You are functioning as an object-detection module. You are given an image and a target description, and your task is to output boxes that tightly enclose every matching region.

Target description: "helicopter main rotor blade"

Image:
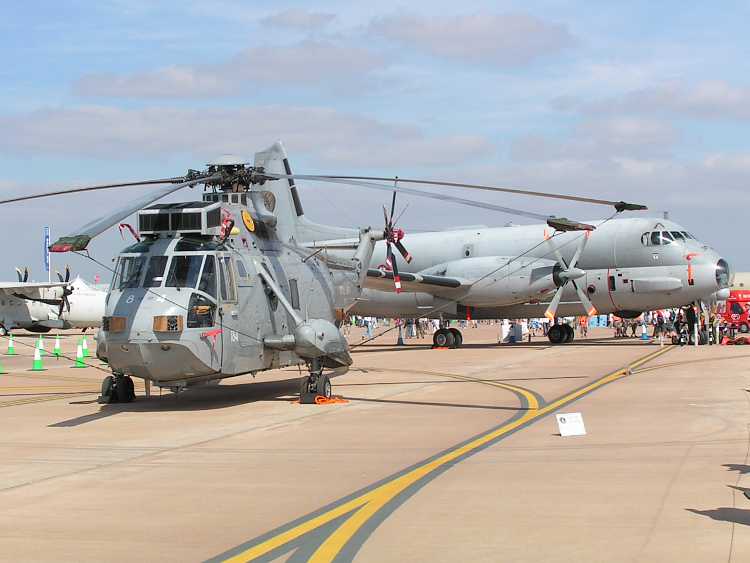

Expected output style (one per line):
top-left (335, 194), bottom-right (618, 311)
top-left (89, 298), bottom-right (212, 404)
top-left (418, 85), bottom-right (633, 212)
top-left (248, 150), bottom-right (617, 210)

top-left (271, 174), bottom-right (554, 222)
top-left (50, 174), bottom-right (219, 252)
top-left (265, 173), bottom-right (648, 212)
top-left (0, 177), bottom-right (185, 206)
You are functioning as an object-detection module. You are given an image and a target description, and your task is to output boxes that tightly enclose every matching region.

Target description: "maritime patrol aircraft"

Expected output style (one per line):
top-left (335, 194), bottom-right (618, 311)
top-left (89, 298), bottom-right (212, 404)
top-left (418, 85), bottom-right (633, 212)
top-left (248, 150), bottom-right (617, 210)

top-left (0, 267), bottom-right (106, 335)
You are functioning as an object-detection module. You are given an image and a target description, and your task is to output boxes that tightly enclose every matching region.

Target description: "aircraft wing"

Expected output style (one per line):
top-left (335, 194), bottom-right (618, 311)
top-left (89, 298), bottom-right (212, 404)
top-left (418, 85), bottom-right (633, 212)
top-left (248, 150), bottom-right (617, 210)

top-left (0, 282), bottom-right (68, 299)
top-left (365, 269), bottom-right (470, 297)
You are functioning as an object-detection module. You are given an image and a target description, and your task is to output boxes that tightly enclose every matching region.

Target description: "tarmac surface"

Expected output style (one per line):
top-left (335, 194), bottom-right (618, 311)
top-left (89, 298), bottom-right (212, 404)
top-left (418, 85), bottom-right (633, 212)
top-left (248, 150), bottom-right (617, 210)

top-left (1, 325), bottom-right (749, 562)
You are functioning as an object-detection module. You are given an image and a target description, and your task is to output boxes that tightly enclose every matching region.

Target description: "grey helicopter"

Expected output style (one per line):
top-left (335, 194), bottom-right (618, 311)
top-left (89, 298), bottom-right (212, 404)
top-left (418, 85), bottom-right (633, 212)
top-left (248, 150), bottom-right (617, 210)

top-left (0, 141), bottom-right (646, 404)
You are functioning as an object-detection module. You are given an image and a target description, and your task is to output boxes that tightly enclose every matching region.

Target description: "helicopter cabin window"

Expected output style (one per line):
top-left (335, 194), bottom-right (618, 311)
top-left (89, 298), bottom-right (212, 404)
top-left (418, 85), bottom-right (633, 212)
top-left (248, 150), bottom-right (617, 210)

top-left (241, 194), bottom-right (247, 206)
top-left (187, 293), bottom-right (216, 328)
top-left (235, 259), bottom-right (248, 278)
top-left (218, 256), bottom-right (237, 302)
top-left (198, 255), bottom-right (217, 299)
top-left (289, 279), bottom-right (300, 309)
top-left (207, 208), bottom-right (221, 228)
top-left (231, 194), bottom-right (239, 204)
top-left (221, 194), bottom-right (229, 203)
top-left (115, 256), bottom-right (146, 289)
top-left (166, 255), bottom-right (203, 288)
top-left (143, 256), bottom-right (168, 287)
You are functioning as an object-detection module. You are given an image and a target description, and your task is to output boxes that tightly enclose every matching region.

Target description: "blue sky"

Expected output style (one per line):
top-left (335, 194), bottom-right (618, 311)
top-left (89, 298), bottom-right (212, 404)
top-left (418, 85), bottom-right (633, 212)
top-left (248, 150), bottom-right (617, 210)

top-left (1, 1), bottom-right (749, 279)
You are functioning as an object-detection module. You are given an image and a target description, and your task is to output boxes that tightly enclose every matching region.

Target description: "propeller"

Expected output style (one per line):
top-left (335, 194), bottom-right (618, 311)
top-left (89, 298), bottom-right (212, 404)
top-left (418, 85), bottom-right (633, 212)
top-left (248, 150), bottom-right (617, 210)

top-left (56, 265), bottom-right (71, 283)
top-left (543, 230), bottom-right (598, 321)
top-left (15, 267), bottom-right (29, 283)
top-left (382, 190), bottom-right (412, 293)
top-left (55, 265), bottom-right (73, 317)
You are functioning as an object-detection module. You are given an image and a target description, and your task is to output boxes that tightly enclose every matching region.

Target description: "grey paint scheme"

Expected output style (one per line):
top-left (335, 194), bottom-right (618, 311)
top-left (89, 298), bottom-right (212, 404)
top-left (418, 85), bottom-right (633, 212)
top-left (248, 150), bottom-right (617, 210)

top-left (98, 142), bottom-right (377, 388)
top-left (305, 216), bottom-right (728, 319)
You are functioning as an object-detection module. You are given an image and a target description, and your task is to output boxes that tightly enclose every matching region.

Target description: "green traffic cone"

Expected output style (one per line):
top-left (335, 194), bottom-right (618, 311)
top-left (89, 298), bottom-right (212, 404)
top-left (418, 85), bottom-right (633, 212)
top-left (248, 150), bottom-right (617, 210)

top-left (37, 335), bottom-right (46, 356)
top-left (6, 334), bottom-right (16, 356)
top-left (30, 347), bottom-right (45, 371)
top-left (72, 344), bottom-right (86, 368)
top-left (82, 336), bottom-right (90, 358)
top-left (53, 335), bottom-right (61, 358)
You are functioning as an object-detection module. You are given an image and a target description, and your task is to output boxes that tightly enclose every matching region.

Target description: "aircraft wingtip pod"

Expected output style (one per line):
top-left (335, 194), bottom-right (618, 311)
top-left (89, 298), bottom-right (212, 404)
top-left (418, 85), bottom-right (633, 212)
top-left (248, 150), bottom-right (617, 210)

top-left (50, 235), bottom-right (91, 253)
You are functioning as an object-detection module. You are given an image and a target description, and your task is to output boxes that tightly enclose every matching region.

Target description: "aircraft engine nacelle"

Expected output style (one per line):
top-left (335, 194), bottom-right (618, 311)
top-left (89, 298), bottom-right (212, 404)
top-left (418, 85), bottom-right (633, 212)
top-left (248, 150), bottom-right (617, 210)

top-left (426, 256), bottom-right (560, 308)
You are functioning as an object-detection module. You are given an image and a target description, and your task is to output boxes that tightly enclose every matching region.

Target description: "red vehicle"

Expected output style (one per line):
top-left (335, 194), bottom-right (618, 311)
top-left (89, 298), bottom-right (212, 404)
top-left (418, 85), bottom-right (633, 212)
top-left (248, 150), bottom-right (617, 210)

top-left (721, 290), bottom-right (750, 333)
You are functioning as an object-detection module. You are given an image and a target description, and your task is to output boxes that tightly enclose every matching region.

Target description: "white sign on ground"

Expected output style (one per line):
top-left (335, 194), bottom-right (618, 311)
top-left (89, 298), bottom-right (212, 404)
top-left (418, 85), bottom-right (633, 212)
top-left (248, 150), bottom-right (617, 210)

top-left (556, 412), bottom-right (587, 437)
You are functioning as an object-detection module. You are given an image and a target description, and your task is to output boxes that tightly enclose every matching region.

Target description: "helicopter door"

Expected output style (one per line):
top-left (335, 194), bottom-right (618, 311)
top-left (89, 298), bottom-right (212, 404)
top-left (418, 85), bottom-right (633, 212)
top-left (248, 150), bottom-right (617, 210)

top-left (188, 255), bottom-right (222, 371)
top-left (217, 254), bottom-right (239, 370)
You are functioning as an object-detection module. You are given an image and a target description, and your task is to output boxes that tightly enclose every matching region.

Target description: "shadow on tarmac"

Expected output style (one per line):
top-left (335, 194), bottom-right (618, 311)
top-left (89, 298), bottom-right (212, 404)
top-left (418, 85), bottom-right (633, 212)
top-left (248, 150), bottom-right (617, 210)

top-left (723, 463), bottom-right (750, 474)
top-left (340, 395), bottom-right (530, 411)
top-left (49, 376), bottom-right (307, 426)
top-left (686, 507), bottom-right (750, 526)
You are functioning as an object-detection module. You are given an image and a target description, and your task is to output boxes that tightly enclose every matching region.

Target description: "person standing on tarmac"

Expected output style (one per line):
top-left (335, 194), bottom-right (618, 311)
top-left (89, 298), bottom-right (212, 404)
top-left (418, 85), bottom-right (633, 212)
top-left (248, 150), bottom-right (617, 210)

top-left (685, 306), bottom-right (697, 343)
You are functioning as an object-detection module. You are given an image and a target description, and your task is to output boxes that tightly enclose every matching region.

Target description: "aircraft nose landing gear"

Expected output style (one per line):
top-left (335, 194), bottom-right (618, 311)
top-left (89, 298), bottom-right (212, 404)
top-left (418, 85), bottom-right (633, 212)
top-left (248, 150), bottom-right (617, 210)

top-left (299, 359), bottom-right (332, 404)
top-left (98, 373), bottom-right (136, 404)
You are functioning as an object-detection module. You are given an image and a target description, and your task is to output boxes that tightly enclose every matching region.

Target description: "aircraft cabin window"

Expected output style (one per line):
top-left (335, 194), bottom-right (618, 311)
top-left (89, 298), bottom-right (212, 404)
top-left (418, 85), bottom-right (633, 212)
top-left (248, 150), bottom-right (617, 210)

top-left (116, 256), bottom-right (146, 289)
top-left (166, 255), bottom-right (204, 288)
top-left (650, 232), bottom-right (662, 246)
top-left (661, 231), bottom-right (674, 244)
top-left (289, 279), bottom-right (300, 309)
top-left (236, 259), bottom-right (248, 278)
top-left (198, 255), bottom-right (217, 299)
top-left (221, 257), bottom-right (237, 302)
top-left (143, 256), bottom-right (168, 287)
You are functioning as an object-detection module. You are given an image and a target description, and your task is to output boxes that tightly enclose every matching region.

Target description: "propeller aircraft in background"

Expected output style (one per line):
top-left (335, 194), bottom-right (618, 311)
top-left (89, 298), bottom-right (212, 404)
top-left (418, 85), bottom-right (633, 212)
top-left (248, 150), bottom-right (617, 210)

top-left (0, 266), bottom-right (106, 335)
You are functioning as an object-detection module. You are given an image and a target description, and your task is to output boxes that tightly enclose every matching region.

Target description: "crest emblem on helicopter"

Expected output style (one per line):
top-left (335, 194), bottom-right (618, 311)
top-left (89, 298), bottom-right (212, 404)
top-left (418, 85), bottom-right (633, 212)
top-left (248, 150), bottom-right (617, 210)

top-left (241, 209), bottom-right (255, 232)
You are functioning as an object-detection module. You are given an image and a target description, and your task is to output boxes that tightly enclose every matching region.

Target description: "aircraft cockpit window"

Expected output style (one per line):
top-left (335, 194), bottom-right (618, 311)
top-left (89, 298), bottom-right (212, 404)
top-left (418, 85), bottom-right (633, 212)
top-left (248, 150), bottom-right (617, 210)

top-left (650, 232), bottom-right (662, 246)
top-left (115, 256), bottom-right (146, 289)
top-left (682, 231), bottom-right (695, 239)
top-left (661, 231), bottom-right (674, 244)
top-left (670, 231), bottom-right (685, 242)
top-left (143, 256), bottom-right (168, 287)
top-left (122, 241), bottom-right (153, 253)
top-left (175, 239), bottom-right (223, 252)
top-left (198, 256), bottom-right (217, 299)
top-left (641, 233), bottom-right (650, 246)
top-left (166, 255), bottom-right (204, 288)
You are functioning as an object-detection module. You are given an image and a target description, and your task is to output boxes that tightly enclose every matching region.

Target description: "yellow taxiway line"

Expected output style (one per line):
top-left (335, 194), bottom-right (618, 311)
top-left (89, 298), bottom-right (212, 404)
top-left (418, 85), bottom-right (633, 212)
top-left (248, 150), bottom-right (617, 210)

top-left (217, 345), bottom-right (672, 562)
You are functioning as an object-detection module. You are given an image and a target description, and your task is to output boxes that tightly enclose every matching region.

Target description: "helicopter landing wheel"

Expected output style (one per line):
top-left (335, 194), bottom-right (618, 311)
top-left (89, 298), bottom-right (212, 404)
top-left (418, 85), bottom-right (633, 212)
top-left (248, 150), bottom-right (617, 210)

top-left (116, 375), bottom-right (136, 403)
top-left (98, 374), bottom-right (135, 404)
top-left (299, 369), bottom-right (332, 404)
top-left (98, 375), bottom-right (116, 404)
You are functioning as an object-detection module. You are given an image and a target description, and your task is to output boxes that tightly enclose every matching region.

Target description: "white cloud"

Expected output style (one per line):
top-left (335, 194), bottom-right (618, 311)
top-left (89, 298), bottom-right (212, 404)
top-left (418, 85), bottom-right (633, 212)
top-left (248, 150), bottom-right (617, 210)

top-left (369, 13), bottom-right (575, 66)
top-left (74, 40), bottom-right (385, 98)
top-left (260, 9), bottom-right (336, 29)
top-left (568, 80), bottom-right (750, 121)
top-left (0, 104), bottom-right (492, 168)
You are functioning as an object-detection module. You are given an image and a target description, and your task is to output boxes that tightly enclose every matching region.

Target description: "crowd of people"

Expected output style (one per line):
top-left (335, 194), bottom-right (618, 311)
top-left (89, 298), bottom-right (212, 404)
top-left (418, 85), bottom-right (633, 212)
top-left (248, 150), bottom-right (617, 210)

top-left (345, 305), bottom-right (726, 346)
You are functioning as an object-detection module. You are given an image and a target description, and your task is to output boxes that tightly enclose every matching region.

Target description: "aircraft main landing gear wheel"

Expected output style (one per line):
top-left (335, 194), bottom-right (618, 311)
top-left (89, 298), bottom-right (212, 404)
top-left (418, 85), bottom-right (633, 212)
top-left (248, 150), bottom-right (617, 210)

top-left (547, 325), bottom-right (564, 344)
top-left (98, 374), bottom-right (135, 404)
top-left (433, 328), bottom-right (455, 348)
top-left (448, 328), bottom-right (463, 348)
top-left (563, 324), bottom-right (575, 343)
